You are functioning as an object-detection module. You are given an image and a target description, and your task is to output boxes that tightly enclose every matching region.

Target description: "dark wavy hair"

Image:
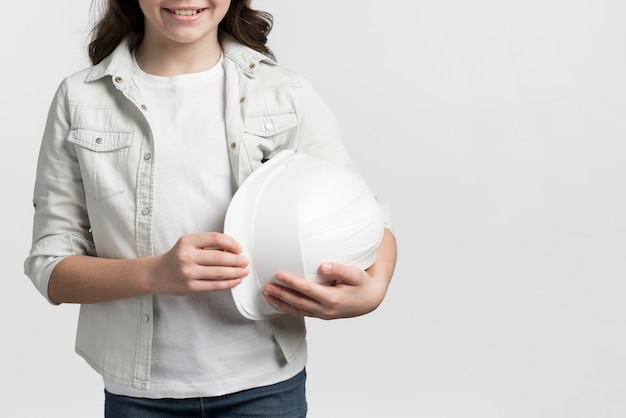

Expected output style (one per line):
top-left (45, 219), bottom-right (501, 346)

top-left (88, 0), bottom-right (274, 65)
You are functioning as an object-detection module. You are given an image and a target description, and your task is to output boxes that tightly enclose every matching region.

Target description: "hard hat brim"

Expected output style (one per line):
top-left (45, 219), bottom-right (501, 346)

top-left (224, 151), bottom-right (298, 320)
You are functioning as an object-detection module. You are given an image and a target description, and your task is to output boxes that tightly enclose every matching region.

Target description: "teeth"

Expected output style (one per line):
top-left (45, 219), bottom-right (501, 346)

top-left (173, 9), bottom-right (202, 16)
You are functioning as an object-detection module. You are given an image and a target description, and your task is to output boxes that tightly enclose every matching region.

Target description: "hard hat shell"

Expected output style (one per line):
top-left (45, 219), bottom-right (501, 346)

top-left (224, 150), bottom-right (384, 320)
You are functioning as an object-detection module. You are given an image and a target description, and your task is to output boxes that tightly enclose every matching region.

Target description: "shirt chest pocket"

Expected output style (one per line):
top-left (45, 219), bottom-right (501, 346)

top-left (68, 128), bottom-right (132, 201)
top-left (241, 112), bottom-right (298, 163)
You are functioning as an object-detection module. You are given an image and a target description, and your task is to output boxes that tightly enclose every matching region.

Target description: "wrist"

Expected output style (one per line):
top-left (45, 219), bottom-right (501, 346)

top-left (135, 255), bottom-right (159, 295)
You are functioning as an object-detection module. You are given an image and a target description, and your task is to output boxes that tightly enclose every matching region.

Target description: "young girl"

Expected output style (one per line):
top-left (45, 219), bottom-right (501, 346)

top-left (25, 0), bottom-right (397, 416)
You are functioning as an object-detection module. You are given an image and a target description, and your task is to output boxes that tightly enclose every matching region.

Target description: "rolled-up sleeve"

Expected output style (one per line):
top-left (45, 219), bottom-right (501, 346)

top-left (24, 81), bottom-right (95, 304)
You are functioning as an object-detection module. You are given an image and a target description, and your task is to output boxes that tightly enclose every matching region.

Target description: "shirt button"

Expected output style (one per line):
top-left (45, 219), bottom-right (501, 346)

top-left (143, 315), bottom-right (150, 322)
top-left (249, 63), bottom-right (256, 70)
top-left (265, 123), bottom-right (273, 130)
top-left (141, 104), bottom-right (148, 111)
top-left (144, 152), bottom-right (152, 161)
top-left (230, 142), bottom-right (237, 149)
top-left (239, 97), bottom-right (245, 103)
top-left (142, 208), bottom-right (150, 215)
top-left (95, 137), bottom-right (103, 144)
top-left (114, 76), bottom-right (123, 83)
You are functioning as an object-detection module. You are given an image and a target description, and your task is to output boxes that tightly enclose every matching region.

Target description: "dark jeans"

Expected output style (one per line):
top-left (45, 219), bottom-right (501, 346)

top-left (104, 369), bottom-right (307, 418)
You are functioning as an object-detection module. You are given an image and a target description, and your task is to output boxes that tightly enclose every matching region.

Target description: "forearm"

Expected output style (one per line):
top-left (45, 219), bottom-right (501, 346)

top-left (48, 255), bottom-right (156, 304)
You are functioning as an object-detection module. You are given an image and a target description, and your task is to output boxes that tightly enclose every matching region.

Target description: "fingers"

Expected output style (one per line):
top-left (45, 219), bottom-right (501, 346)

top-left (317, 262), bottom-right (362, 286)
top-left (181, 232), bottom-right (244, 254)
top-left (173, 232), bottom-right (249, 270)
top-left (263, 263), bottom-right (375, 319)
top-left (263, 271), bottom-right (342, 319)
top-left (151, 232), bottom-right (251, 296)
top-left (193, 246), bottom-right (249, 269)
top-left (189, 275), bottom-right (244, 293)
top-left (263, 280), bottom-right (322, 318)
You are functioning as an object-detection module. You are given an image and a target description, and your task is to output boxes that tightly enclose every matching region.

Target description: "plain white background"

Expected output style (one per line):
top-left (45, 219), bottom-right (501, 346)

top-left (3, 1), bottom-right (626, 417)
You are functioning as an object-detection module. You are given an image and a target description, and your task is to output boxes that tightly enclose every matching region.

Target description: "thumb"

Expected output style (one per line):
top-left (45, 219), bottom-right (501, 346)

top-left (318, 262), bottom-right (360, 286)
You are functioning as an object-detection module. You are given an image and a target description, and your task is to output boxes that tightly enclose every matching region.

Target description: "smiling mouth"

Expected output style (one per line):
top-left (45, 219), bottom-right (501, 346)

top-left (168, 8), bottom-right (208, 16)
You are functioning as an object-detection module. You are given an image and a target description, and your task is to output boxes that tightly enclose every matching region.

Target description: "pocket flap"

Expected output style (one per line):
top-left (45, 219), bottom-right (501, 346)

top-left (69, 128), bottom-right (132, 152)
top-left (244, 113), bottom-right (298, 137)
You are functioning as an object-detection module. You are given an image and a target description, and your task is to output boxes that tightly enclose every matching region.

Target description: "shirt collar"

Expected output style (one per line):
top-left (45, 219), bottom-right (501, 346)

top-left (84, 33), bottom-right (277, 84)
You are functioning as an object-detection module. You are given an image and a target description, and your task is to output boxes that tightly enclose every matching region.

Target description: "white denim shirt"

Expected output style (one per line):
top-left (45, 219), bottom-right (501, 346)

top-left (24, 35), bottom-right (393, 390)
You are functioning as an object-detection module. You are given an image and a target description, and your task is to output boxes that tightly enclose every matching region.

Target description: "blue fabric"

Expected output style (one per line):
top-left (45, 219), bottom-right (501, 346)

top-left (104, 369), bottom-right (307, 417)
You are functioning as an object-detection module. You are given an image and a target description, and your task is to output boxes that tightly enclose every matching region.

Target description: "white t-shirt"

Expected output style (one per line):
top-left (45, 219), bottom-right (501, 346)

top-left (104, 54), bottom-right (305, 399)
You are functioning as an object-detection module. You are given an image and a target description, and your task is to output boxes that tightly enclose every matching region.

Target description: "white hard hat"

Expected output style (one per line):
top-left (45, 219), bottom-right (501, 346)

top-left (224, 150), bottom-right (384, 320)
